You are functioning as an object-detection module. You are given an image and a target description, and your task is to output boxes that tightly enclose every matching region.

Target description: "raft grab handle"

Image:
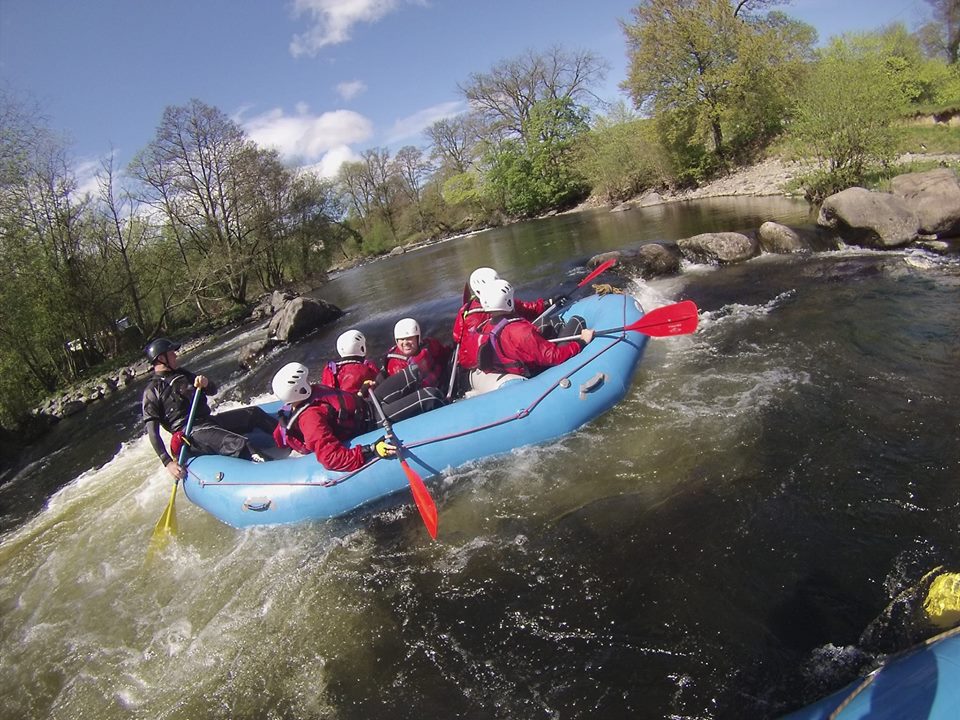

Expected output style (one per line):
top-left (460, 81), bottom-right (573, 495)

top-left (579, 373), bottom-right (607, 399)
top-left (243, 497), bottom-right (274, 512)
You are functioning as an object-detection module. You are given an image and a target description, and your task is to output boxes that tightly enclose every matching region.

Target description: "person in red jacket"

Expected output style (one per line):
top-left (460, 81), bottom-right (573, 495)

top-left (382, 318), bottom-right (451, 391)
top-left (449, 267), bottom-right (565, 398)
top-left (321, 329), bottom-right (380, 395)
top-left (470, 279), bottom-right (594, 396)
top-left (271, 361), bottom-right (442, 472)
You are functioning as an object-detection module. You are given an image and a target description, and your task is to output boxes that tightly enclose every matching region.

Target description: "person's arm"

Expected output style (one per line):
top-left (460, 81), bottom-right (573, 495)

top-left (299, 407), bottom-right (368, 471)
top-left (508, 322), bottom-right (581, 369)
top-left (145, 418), bottom-right (184, 479)
top-left (515, 298), bottom-right (547, 320)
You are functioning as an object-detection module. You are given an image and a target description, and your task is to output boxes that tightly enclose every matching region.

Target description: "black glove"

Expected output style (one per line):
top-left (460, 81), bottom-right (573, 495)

top-left (550, 295), bottom-right (568, 308)
top-left (365, 437), bottom-right (396, 459)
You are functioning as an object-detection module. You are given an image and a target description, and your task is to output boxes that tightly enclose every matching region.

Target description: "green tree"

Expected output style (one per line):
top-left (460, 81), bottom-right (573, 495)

top-left (426, 114), bottom-right (481, 174)
top-left (791, 35), bottom-right (906, 199)
top-left (482, 98), bottom-right (590, 217)
top-left (621, 0), bottom-right (815, 168)
top-left (460, 46), bottom-right (608, 142)
top-left (575, 106), bottom-right (672, 202)
top-left (128, 100), bottom-right (282, 308)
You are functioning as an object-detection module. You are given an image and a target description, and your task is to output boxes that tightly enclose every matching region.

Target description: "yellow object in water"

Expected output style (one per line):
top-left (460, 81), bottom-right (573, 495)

top-left (923, 572), bottom-right (960, 629)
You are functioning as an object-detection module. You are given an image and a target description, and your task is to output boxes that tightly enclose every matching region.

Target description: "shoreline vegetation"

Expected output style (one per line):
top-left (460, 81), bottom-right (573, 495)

top-left (3, 1), bottom-right (960, 443)
top-left (23, 153), bottom-right (960, 436)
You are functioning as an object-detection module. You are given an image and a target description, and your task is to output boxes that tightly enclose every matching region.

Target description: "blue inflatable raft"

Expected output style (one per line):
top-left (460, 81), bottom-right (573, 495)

top-left (182, 292), bottom-right (650, 529)
top-left (781, 628), bottom-right (960, 720)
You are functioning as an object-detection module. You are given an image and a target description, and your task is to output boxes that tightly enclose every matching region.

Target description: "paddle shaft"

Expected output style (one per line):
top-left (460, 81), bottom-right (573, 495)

top-left (532, 258), bottom-right (617, 326)
top-left (177, 385), bottom-right (204, 467)
top-left (367, 389), bottom-right (439, 539)
top-left (445, 343), bottom-right (459, 401)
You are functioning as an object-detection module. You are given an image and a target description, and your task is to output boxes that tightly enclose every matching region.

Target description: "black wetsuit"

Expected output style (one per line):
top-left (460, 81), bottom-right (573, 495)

top-left (142, 368), bottom-right (276, 465)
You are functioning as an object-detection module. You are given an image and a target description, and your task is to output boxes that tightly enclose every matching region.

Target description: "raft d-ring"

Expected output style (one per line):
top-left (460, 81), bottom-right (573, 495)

top-left (579, 372), bottom-right (606, 399)
top-left (243, 497), bottom-right (273, 512)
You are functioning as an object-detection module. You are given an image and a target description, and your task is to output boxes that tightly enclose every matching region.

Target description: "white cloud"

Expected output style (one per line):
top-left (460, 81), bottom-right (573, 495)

top-left (384, 100), bottom-right (466, 144)
top-left (336, 80), bottom-right (367, 100)
top-left (290, 0), bottom-right (402, 56)
top-left (241, 106), bottom-right (374, 171)
top-left (73, 158), bottom-right (103, 200)
top-left (304, 144), bottom-right (363, 178)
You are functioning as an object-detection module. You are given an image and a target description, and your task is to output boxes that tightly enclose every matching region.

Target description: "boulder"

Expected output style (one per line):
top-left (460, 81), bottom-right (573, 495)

top-left (636, 190), bottom-right (666, 207)
top-left (677, 232), bottom-right (758, 264)
top-left (623, 243), bottom-right (683, 278)
top-left (890, 168), bottom-right (960, 238)
top-left (817, 187), bottom-right (919, 248)
top-left (250, 289), bottom-right (298, 322)
top-left (268, 296), bottom-right (343, 343)
top-left (757, 221), bottom-right (810, 254)
top-left (59, 400), bottom-right (86, 418)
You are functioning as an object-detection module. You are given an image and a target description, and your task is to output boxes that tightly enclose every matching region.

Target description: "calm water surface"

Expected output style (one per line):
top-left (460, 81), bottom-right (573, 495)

top-left (1, 197), bottom-right (958, 719)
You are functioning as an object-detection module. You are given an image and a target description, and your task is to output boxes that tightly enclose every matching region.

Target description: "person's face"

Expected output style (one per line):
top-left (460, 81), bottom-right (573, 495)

top-left (396, 335), bottom-right (420, 356)
top-left (158, 350), bottom-right (178, 369)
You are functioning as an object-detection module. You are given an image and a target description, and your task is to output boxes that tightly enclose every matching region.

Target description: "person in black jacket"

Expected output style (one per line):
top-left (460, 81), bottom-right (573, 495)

top-left (141, 338), bottom-right (277, 480)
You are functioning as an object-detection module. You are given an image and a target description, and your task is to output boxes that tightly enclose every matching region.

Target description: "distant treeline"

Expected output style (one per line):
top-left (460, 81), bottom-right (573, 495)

top-left (0, 0), bottom-right (958, 428)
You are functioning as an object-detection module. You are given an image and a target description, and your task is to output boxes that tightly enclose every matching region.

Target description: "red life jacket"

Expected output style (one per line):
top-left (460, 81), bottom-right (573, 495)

top-left (384, 337), bottom-right (449, 388)
top-left (476, 317), bottom-right (530, 377)
top-left (278, 385), bottom-right (369, 454)
top-left (453, 299), bottom-right (492, 370)
top-left (322, 358), bottom-right (379, 394)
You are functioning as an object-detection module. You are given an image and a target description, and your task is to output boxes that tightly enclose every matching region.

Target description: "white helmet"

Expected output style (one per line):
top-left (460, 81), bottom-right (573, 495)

top-left (469, 267), bottom-right (500, 295)
top-left (336, 329), bottom-right (366, 358)
top-left (272, 362), bottom-right (312, 403)
top-left (394, 318), bottom-right (421, 340)
top-left (477, 279), bottom-right (514, 313)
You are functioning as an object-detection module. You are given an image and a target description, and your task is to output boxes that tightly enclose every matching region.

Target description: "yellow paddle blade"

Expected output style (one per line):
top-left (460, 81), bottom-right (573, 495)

top-left (146, 482), bottom-right (178, 559)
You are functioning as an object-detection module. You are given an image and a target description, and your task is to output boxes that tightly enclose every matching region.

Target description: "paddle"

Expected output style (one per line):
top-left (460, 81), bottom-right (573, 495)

top-left (445, 348), bottom-right (459, 401)
top-left (367, 389), bottom-right (439, 540)
top-left (146, 385), bottom-right (202, 558)
top-left (549, 299), bottom-right (700, 342)
top-left (532, 257), bottom-right (617, 325)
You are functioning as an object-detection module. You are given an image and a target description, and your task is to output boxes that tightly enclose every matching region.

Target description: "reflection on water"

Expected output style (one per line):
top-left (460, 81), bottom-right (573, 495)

top-left (2, 198), bottom-right (958, 719)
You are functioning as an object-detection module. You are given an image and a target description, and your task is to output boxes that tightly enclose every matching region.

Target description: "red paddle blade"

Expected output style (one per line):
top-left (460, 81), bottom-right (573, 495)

top-left (577, 257), bottom-right (617, 289)
top-left (401, 458), bottom-right (438, 539)
top-left (626, 300), bottom-right (699, 337)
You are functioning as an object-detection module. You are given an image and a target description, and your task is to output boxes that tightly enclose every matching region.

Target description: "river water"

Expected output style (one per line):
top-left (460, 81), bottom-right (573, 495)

top-left (1, 197), bottom-right (958, 719)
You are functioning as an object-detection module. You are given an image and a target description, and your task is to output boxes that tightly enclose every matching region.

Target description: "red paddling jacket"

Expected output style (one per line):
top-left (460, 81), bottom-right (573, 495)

top-left (452, 297), bottom-right (548, 370)
top-left (477, 316), bottom-right (581, 378)
top-left (272, 384), bottom-right (371, 471)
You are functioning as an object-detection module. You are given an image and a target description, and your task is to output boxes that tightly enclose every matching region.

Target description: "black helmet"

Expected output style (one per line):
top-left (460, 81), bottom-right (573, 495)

top-left (144, 337), bottom-right (180, 363)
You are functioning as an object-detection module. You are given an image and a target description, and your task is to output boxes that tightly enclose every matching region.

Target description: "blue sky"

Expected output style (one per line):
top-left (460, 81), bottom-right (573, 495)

top-left (0, 0), bottom-right (928, 190)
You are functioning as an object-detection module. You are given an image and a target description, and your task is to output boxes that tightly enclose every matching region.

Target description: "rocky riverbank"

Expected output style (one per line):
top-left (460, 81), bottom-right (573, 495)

top-left (585, 165), bottom-right (960, 280)
top-left (569, 153), bottom-right (960, 212)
